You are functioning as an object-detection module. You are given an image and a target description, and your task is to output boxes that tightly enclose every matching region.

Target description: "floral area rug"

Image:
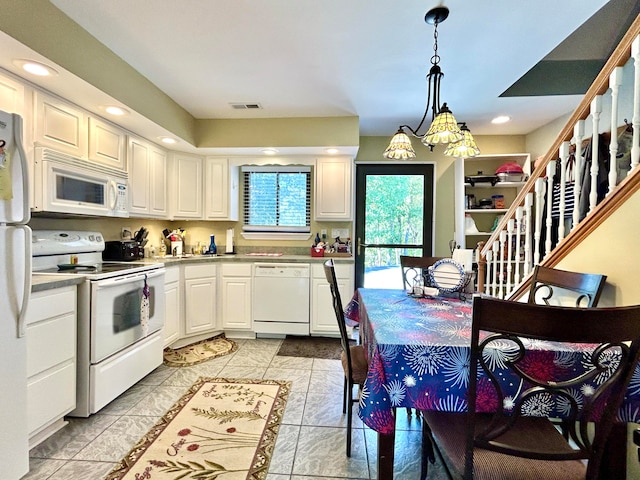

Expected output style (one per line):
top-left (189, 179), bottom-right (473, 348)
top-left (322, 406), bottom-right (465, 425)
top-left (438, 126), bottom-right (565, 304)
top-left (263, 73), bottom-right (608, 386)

top-left (106, 377), bottom-right (291, 480)
top-left (163, 334), bottom-right (238, 367)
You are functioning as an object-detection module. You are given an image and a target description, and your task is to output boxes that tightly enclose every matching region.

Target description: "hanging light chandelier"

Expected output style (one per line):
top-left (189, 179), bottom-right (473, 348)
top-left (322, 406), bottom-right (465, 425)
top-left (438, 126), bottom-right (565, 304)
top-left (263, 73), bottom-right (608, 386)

top-left (383, 6), bottom-right (480, 160)
top-left (444, 122), bottom-right (480, 158)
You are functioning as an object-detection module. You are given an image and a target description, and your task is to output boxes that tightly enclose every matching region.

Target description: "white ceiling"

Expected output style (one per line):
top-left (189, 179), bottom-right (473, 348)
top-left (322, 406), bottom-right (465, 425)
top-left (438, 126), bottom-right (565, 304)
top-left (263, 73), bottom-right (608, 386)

top-left (1, 0), bottom-right (631, 151)
top-left (48, 0), bottom-right (619, 138)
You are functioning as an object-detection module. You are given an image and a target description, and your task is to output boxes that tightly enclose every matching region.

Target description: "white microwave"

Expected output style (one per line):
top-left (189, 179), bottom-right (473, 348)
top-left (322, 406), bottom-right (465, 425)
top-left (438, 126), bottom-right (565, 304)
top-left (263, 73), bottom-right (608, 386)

top-left (33, 147), bottom-right (129, 217)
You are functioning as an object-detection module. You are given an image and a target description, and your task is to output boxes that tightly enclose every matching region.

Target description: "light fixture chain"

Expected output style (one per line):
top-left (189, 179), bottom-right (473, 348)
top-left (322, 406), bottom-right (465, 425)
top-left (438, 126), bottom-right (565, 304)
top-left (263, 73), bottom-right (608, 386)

top-left (431, 21), bottom-right (440, 66)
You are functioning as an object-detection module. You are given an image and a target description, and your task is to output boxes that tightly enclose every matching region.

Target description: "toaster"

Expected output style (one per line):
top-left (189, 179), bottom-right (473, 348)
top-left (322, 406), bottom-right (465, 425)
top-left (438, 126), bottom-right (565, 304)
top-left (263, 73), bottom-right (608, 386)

top-left (102, 240), bottom-right (142, 261)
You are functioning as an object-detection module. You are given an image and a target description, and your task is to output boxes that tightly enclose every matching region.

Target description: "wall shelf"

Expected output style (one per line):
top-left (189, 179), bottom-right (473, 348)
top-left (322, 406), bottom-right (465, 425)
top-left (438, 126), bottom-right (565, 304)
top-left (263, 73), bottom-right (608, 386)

top-left (455, 153), bottom-right (531, 249)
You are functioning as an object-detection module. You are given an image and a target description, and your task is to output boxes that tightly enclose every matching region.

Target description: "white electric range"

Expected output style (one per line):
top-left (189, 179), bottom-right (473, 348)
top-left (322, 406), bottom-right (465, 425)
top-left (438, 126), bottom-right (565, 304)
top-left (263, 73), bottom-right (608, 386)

top-left (32, 230), bottom-right (165, 417)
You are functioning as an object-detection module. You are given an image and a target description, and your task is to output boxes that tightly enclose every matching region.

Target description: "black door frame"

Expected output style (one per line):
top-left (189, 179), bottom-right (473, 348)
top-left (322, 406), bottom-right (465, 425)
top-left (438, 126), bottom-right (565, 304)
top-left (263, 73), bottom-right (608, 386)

top-left (354, 163), bottom-right (435, 288)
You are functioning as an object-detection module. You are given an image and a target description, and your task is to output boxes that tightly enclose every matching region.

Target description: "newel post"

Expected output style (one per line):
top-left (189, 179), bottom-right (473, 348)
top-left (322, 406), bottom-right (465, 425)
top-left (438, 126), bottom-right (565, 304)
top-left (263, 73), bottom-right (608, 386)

top-left (476, 241), bottom-right (486, 293)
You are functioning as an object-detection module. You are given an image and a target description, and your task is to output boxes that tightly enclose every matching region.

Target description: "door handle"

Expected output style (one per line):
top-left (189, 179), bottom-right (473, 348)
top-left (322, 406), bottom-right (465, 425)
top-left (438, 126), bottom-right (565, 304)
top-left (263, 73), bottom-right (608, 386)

top-left (357, 237), bottom-right (372, 256)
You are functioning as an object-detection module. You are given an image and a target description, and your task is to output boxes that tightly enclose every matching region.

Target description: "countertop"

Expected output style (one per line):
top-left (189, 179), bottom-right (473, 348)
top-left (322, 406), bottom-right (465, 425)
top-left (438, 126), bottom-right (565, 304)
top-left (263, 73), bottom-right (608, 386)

top-left (31, 275), bottom-right (84, 293)
top-left (139, 253), bottom-right (354, 266)
top-left (31, 253), bottom-right (353, 291)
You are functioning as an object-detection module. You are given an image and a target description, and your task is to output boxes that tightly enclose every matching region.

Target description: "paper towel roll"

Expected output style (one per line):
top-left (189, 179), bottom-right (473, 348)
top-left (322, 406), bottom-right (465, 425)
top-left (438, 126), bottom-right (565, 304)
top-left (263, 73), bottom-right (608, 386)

top-left (225, 228), bottom-right (234, 254)
top-left (452, 249), bottom-right (474, 272)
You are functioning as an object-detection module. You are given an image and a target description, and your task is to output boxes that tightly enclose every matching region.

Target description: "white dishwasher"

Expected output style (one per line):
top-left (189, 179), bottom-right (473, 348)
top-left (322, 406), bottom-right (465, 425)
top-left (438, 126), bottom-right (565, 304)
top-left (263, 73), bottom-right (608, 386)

top-left (253, 263), bottom-right (310, 336)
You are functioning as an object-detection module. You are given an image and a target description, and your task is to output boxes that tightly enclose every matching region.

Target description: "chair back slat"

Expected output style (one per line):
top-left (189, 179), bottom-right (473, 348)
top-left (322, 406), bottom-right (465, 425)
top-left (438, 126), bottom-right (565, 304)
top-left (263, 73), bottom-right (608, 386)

top-left (528, 265), bottom-right (607, 307)
top-left (400, 255), bottom-right (445, 290)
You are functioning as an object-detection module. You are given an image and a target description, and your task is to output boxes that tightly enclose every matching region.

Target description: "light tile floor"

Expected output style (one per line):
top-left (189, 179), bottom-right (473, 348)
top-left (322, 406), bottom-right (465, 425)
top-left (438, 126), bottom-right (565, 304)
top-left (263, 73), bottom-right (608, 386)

top-left (24, 337), bottom-right (448, 480)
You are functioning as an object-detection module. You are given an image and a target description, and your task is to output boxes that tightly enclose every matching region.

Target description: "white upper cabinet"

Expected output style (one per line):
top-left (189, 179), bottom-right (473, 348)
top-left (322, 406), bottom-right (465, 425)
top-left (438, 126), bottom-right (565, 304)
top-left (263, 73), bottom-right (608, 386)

top-left (128, 135), bottom-right (168, 218)
top-left (33, 91), bottom-right (88, 158)
top-left (315, 156), bottom-right (353, 221)
top-left (0, 71), bottom-right (25, 116)
top-left (149, 146), bottom-right (168, 217)
top-left (170, 152), bottom-right (203, 219)
top-left (204, 157), bottom-right (239, 221)
top-left (88, 117), bottom-right (126, 170)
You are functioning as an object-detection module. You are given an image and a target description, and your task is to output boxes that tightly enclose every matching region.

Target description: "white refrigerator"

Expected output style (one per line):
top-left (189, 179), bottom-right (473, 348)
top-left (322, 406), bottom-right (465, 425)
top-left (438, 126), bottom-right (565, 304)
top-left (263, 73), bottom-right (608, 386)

top-left (0, 110), bottom-right (31, 479)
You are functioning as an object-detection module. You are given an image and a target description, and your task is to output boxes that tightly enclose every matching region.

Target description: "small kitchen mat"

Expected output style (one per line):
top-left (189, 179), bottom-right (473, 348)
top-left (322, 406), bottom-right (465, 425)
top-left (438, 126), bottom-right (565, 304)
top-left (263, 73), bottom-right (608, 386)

top-left (163, 334), bottom-right (238, 367)
top-left (105, 377), bottom-right (291, 480)
top-left (276, 335), bottom-right (351, 360)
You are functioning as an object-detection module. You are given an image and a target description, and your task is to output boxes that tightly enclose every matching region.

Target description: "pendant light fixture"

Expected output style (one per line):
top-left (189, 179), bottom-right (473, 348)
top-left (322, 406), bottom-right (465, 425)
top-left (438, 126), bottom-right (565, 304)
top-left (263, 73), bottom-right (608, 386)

top-left (444, 123), bottom-right (480, 158)
top-left (383, 7), bottom-right (479, 159)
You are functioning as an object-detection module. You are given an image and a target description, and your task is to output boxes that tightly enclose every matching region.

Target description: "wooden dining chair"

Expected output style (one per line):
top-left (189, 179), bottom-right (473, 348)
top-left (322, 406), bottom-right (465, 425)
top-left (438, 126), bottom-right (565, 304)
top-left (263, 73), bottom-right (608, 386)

top-left (528, 265), bottom-right (607, 307)
top-left (421, 296), bottom-right (640, 480)
top-left (400, 255), bottom-right (445, 290)
top-left (323, 259), bottom-right (368, 457)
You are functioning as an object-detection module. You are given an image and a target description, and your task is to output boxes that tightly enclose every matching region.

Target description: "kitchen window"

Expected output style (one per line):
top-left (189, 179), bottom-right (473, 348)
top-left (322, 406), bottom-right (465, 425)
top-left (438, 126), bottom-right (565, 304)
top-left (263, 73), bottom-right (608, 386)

top-left (242, 166), bottom-right (311, 238)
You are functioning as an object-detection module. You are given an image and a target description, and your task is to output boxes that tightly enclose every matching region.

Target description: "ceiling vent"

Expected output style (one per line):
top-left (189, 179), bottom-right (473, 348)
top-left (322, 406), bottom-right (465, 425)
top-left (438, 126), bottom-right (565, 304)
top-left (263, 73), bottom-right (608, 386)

top-left (229, 103), bottom-right (262, 110)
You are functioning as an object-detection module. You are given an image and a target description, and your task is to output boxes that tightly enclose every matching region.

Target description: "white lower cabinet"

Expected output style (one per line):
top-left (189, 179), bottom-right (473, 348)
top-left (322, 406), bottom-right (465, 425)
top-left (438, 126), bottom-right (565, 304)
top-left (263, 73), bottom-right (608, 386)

top-left (220, 263), bottom-right (252, 331)
top-left (26, 285), bottom-right (77, 446)
top-left (311, 262), bottom-right (354, 335)
top-left (163, 266), bottom-right (182, 347)
top-left (184, 264), bottom-right (218, 335)
top-left (165, 260), bottom-right (354, 343)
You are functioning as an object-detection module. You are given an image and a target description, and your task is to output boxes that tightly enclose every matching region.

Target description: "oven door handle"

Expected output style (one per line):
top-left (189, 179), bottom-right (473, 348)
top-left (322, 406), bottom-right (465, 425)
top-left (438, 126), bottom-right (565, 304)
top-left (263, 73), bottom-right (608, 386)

top-left (92, 268), bottom-right (165, 288)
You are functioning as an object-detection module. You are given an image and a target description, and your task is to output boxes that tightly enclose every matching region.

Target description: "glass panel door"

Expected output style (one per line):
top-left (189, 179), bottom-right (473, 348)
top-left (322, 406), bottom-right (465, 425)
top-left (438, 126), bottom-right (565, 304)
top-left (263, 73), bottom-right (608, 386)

top-left (354, 164), bottom-right (435, 288)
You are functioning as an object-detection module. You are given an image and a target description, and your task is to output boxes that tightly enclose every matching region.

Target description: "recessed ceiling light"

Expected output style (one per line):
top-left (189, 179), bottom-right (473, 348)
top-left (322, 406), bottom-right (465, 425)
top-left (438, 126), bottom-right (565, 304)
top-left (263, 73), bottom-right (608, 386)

top-left (104, 106), bottom-right (129, 116)
top-left (491, 115), bottom-right (511, 124)
top-left (325, 148), bottom-right (339, 155)
top-left (159, 137), bottom-right (177, 145)
top-left (261, 148), bottom-right (278, 155)
top-left (13, 59), bottom-right (58, 77)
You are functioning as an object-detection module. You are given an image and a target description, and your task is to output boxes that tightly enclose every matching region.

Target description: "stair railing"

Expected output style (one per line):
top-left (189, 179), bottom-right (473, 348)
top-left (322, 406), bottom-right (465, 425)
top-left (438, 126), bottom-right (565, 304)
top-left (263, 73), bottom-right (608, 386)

top-left (477, 14), bottom-right (640, 298)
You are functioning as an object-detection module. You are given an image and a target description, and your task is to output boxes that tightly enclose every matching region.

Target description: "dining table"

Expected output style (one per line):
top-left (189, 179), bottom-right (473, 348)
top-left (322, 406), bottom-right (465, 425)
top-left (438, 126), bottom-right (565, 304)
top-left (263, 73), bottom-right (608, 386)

top-left (345, 288), bottom-right (640, 480)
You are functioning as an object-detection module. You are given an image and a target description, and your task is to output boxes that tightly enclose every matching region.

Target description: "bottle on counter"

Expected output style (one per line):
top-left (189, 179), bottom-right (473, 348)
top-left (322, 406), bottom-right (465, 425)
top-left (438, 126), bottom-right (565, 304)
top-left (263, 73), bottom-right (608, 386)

top-left (208, 235), bottom-right (217, 255)
top-left (158, 240), bottom-right (167, 258)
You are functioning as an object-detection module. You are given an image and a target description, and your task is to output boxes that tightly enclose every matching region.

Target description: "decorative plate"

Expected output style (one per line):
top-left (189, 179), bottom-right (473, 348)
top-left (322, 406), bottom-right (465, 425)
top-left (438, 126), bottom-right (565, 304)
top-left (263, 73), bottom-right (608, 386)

top-left (429, 258), bottom-right (465, 293)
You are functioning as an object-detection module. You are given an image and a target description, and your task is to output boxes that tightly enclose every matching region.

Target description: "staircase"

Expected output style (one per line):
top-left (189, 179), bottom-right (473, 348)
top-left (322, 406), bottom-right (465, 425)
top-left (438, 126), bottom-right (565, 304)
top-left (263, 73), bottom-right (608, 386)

top-left (476, 13), bottom-right (640, 304)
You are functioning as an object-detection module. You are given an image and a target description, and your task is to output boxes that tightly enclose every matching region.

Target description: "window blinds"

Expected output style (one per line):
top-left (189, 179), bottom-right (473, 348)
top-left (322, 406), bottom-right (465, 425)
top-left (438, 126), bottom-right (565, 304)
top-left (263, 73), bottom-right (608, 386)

top-left (242, 166), bottom-right (311, 233)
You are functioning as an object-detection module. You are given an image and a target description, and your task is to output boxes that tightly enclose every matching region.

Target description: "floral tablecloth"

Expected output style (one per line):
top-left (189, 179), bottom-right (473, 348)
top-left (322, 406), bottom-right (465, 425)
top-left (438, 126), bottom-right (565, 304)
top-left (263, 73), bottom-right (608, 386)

top-left (346, 288), bottom-right (640, 434)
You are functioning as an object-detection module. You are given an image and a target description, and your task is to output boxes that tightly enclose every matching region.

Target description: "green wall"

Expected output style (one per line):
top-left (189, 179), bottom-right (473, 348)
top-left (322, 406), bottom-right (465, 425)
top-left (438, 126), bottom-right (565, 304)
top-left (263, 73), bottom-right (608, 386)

top-left (356, 135), bottom-right (527, 257)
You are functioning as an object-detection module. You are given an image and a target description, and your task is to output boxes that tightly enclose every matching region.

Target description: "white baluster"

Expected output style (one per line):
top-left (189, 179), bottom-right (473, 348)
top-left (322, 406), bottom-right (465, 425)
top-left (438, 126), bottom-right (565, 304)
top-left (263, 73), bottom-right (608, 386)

top-left (545, 161), bottom-right (555, 258)
top-left (492, 241), bottom-right (500, 297)
top-left (499, 231), bottom-right (506, 299)
top-left (631, 36), bottom-right (640, 174)
top-left (485, 250), bottom-right (496, 296)
top-left (572, 120), bottom-right (585, 230)
top-left (515, 206), bottom-right (523, 285)
top-left (589, 96), bottom-right (602, 213)
top-left (523, 193), bottom-right (533, 277)
top-left (534, 178), bottom-right (545, 266)
top-left (506, 219), bottom-right (514, 296)
top-left (608, 67), bottom-right (623, 193)
top-left (558, 142), bottom-right (570, 240)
